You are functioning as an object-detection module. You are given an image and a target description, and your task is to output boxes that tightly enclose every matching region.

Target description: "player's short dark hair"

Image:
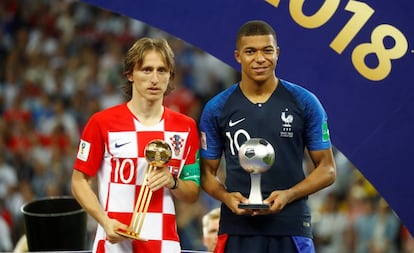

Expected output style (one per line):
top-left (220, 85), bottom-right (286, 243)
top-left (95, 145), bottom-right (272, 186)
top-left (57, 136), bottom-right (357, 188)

top-left (236, 20), bottom-right (278, 49)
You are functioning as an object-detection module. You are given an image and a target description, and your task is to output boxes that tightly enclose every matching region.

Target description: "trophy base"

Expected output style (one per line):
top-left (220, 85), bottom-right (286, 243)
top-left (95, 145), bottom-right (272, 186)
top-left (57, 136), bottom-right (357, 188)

top-left (116, 228), bottom-right (148, 241)
top-left (238, 203), bottom-right (270, 210)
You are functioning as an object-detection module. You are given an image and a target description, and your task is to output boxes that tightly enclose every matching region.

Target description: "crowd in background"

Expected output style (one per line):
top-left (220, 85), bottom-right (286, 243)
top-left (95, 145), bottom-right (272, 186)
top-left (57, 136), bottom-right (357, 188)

top-left (0, 0), bottom-right (413, 252)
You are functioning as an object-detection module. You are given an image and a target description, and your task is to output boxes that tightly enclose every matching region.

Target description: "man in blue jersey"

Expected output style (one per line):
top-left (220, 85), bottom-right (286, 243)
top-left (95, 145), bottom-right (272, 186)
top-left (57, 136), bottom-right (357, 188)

top-left (199, 20), bottom-right (336, 253)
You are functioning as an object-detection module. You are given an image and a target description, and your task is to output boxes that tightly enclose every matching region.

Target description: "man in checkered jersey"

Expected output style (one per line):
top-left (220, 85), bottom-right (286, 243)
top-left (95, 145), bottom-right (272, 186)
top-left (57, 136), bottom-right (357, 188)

top-left (71, 37), bottom-right (200, 253)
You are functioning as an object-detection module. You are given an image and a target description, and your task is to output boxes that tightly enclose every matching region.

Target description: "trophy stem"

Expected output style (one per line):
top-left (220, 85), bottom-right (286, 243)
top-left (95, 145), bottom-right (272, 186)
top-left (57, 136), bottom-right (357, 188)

top-left (130, 164), bottom-right (151, 226)
top-left (248, 173), bottom-right (263, 204)
top-left (131, 185), bottom-right (149, 234)
top-left (116, 164), bottom-right (155, 241)
top-left (132, 165), bottom-right (155, 233)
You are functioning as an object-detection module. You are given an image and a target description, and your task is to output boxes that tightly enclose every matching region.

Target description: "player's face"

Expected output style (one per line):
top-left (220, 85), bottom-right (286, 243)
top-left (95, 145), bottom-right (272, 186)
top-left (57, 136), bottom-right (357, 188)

top-left (128, 50), bottom-right (171, 101)
top-left (203, 218), bottom-right (219, 252)
top-left (234, 35), bottom-right (279, 83)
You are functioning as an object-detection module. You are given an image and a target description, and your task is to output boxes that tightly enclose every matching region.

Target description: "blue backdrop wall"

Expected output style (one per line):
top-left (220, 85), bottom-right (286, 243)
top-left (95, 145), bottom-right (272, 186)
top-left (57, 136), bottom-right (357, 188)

top-left (81, 0), bottom-right (414, 233)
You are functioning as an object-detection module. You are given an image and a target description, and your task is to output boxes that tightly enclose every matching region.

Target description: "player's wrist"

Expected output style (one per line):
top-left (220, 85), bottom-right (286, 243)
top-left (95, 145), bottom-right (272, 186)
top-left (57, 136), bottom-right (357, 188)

top-left (169, 176), bottom-right (178, 190)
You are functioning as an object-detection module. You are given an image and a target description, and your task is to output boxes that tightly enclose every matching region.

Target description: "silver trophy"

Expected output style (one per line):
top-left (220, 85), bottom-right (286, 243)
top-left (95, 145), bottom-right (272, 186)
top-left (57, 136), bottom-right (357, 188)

top-left (238, 138), bottom-right (275, 209)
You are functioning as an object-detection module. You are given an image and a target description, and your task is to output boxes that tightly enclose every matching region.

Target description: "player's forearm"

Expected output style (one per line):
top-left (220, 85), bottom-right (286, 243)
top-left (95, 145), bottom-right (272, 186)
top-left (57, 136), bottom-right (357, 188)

top-left (287, 164), bottom-right (336, 203)
top-left (200, 158), bottom-right (228, 201)
top-left (201, 173), bottom-right (228, 202)
top-left (170, 179), bottom-right (200, 203)
top-left (285, 149), bottom-right (336, 203)
top-left (71, 171), bottom-right (109, 228)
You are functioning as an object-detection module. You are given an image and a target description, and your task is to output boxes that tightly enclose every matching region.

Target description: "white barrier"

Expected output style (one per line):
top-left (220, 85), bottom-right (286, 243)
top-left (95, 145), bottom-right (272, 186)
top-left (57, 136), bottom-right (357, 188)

top-left (20, 251), bottom-right (209, 253)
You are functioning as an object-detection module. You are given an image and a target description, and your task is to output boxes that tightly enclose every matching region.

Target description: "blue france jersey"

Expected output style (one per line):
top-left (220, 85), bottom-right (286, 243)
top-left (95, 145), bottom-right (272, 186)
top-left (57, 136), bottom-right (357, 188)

top-left (199, 79), bottom-right (331, 237)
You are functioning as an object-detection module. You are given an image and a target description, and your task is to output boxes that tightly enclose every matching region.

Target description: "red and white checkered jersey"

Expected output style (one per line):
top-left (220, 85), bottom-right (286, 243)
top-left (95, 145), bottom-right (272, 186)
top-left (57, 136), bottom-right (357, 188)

top-left (74, 103), bottom-right (200, 253)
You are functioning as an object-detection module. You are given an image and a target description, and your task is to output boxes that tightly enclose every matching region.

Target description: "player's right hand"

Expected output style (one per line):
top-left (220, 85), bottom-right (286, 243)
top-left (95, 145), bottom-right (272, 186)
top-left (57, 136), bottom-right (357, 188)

top-left (224, 192), bottom-right (253, 216)
top-left (104, 218), bottom-right (129, 244)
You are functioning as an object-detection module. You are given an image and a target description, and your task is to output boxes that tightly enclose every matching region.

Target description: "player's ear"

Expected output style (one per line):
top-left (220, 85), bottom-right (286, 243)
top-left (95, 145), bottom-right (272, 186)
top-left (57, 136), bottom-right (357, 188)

top-left (126, 72), bottom-right (133, 82)
top-left (234, 50), bottom-right (241, 63)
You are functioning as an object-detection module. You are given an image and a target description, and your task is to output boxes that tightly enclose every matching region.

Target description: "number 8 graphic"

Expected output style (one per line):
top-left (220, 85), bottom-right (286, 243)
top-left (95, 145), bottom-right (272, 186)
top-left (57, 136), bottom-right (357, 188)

top-left (352, 24), bottom-right (408, 81)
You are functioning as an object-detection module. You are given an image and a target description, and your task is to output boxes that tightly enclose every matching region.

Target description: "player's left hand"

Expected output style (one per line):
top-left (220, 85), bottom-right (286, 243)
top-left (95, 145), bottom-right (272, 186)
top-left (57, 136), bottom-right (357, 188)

top-left (250, 190), bottom-right (290, 216)
top-left (147, 166), bottom-right (175, 191)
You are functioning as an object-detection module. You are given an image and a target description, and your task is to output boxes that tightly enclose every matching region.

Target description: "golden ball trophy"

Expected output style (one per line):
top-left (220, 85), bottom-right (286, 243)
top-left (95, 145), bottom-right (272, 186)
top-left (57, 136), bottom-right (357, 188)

top-left (116, 139), bottom-right (172, 240)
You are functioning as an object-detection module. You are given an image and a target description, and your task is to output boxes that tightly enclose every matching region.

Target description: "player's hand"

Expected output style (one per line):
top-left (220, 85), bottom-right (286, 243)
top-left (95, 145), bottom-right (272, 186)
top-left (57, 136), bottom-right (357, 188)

top-left (104, 218), bottom-right (129, 244)
top-left (147, 166), bottom-right (174, 191)
top-left (223, 192), bottom-right (253, 215)
top-left (260, 189), bottom-right (290, 214)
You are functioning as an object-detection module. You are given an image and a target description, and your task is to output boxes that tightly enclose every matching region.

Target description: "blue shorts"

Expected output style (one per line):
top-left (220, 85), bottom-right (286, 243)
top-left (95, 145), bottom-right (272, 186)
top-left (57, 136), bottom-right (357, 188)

top-left (216, 235), bottom-right (315, 253)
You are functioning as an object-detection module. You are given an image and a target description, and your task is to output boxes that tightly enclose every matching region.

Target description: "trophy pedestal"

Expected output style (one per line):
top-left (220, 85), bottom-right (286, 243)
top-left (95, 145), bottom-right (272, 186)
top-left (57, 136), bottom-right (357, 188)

top-left (238, 173), bottom-right (270, 210)
top-left (116, 228), bottom-right (147, 241)
top-left (238, 203), bottom-right (270, 209)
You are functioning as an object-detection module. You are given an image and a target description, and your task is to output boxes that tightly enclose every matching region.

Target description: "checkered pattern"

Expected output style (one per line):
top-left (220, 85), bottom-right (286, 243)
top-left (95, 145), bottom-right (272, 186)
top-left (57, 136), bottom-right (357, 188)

top-left (74, 104), bottom-right (199, 253)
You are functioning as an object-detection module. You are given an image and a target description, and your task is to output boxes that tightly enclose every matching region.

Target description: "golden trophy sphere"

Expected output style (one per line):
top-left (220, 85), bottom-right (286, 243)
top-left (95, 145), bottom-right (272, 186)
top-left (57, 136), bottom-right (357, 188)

top-left (144, 139), bottom-right (172, 167)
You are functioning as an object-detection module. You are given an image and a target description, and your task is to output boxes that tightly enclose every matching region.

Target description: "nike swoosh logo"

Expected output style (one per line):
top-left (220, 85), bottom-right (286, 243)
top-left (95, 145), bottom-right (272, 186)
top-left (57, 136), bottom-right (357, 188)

top-left (229, 118), bottom-right (245, 127)
top-left (115, 142), bottom-right (131, 148)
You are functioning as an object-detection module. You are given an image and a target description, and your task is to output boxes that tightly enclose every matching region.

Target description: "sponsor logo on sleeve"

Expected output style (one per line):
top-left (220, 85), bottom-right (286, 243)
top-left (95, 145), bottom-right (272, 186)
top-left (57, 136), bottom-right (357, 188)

top-left (201, 132), bottom-right (207, 150)
top-left (77, 139), bottom-right (91, 161)
top-left (322, 121), bottom-right (330, 142)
